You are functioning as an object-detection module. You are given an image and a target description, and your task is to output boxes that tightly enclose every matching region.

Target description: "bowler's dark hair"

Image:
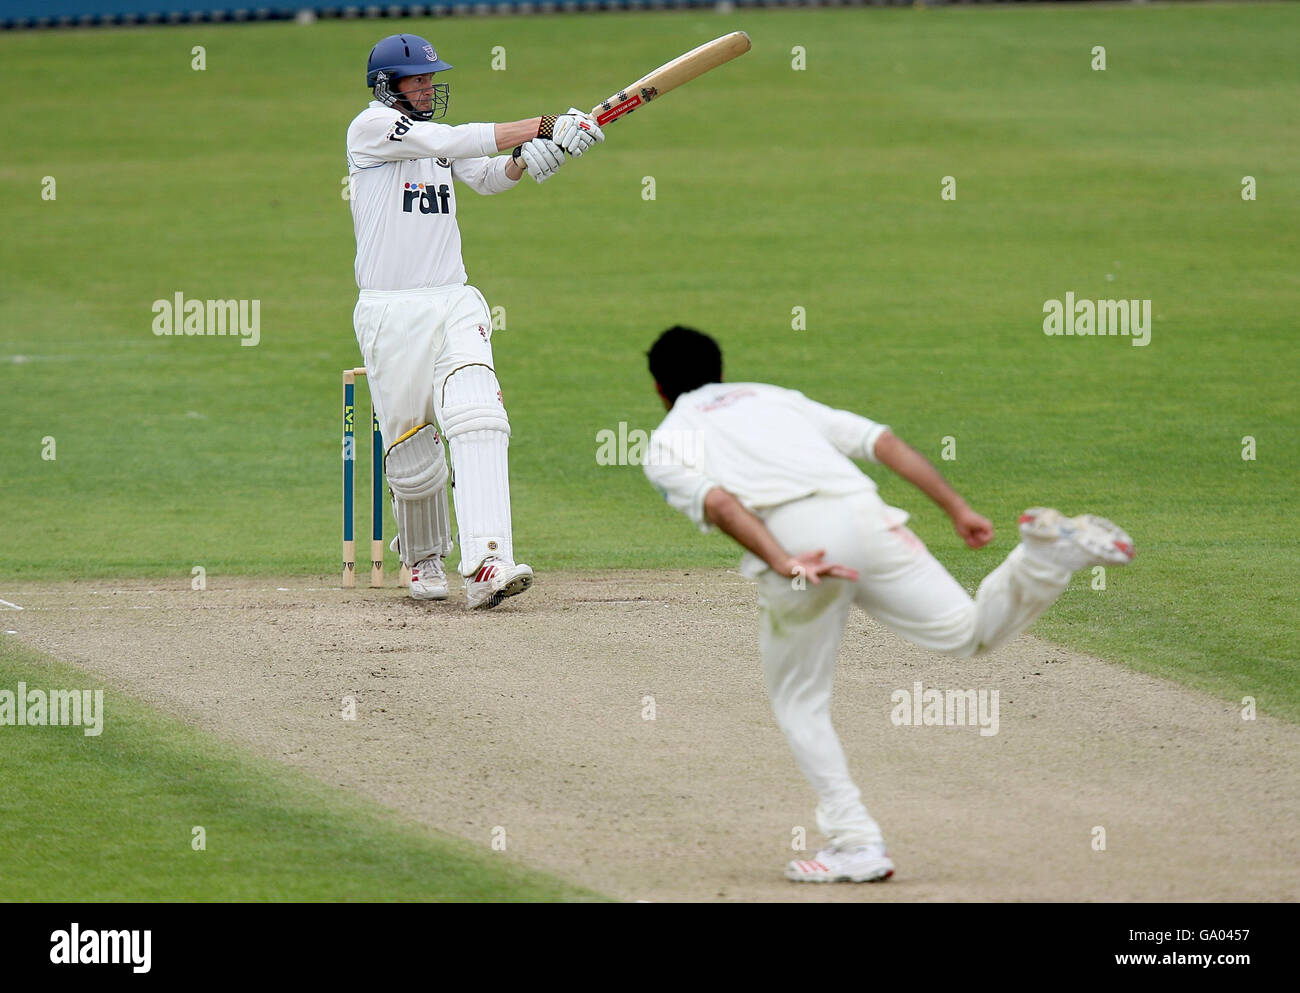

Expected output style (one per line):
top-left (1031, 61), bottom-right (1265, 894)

top-left (647, 325), bottom-right (723, 404)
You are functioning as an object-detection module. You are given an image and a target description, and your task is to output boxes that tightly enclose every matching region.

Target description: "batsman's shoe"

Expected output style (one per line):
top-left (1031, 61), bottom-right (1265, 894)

top-left (466, 557), bottom-right (533, 610)
top-left (785, 844), bottom-right (895, 883)
top-left (409, 556), bottom-right (449, 601)
top-left (1018, 507), bottom-right (1136, 573)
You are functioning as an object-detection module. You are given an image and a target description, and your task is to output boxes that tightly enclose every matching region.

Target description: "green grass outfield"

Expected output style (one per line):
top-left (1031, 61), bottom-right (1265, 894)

top-left (1, 6), bottom-right (1295, 720)
top-left (0, 638), bottom-right (604, 901)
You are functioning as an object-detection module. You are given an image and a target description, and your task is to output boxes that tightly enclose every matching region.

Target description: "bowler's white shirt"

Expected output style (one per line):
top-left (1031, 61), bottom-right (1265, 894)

top-left (346, 102), bottom-right (518, 290)
top-left (644, 382), bottom-right (906, 538)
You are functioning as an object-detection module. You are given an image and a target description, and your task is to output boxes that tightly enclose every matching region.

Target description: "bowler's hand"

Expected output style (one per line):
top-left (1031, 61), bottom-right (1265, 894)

top-left (952, 507), bottom-right (994, 549)
top-left (783, 549), bottom-right (860, 585)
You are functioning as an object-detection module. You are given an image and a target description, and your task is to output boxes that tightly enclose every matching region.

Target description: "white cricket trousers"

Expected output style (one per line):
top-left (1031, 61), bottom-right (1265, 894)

top-left (755, 491), bottom-right (1072, 850)
top-left (353, 283), bottom-right (513, 573)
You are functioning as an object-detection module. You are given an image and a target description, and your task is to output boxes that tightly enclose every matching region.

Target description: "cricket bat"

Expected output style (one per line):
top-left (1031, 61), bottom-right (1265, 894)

top-left (590, 31), bottom-right (752, 127)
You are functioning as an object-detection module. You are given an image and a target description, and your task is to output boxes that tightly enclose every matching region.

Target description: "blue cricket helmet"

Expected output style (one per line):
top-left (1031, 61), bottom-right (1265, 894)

top-left (366, 34), bottom-right (453, 121)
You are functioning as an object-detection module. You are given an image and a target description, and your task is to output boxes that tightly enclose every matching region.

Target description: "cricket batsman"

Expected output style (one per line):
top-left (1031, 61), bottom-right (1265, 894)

top-left (347, 34), bottom-right (603, 608)
top-left (641, 326), bottom-right (1136, 882)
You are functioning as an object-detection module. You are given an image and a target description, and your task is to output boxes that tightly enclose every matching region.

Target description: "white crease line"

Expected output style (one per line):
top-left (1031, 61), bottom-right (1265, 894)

top-left (15, 601), bottom-right (399, 611)
top-left (0, 598), bottom-right (24, 610)
top-left (8, 605), bottom-right (160, 612)
top-left (0, 587), bottom-right (343, 597)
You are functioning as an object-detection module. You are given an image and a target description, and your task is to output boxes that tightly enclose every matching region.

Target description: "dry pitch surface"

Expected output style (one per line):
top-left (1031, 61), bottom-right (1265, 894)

top-left (5, 571), bottom-right (1297, 903)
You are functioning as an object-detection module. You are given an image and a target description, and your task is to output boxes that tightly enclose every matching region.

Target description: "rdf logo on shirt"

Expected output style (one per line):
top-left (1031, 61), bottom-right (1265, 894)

top-left (403, 181), bottom-right (452, 215)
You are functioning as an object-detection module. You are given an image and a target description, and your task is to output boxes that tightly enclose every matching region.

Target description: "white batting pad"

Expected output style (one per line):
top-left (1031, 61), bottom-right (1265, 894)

top-left (384, 423), bottom-right (452, 563)
top-left (440, 364), bottom-right (513, 575)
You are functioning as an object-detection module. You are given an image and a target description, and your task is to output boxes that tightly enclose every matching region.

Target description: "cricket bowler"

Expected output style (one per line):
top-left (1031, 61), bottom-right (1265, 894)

top-left (347, 34), bottom-right (603, 608)
top-left (641, 326), bottom-right (1136, 882)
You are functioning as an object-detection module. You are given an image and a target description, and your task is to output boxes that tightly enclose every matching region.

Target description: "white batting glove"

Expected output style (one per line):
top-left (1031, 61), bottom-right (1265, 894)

top-left (517, 137), bottom-right (565, 184)
top-left (552, 107), bottom-right (604, 157)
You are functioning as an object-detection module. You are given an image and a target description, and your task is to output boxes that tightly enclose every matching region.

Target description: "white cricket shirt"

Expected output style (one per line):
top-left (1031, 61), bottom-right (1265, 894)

top-left (346, 101), bottom-right (518, 290)
top-left (643, 382), bottom-right (906, 535)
